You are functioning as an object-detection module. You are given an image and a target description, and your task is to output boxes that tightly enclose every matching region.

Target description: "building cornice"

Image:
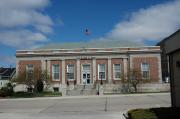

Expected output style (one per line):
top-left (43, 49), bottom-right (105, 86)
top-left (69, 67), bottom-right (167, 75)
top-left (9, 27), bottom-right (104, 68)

top-left (16, 46), bottom-right (161, 57)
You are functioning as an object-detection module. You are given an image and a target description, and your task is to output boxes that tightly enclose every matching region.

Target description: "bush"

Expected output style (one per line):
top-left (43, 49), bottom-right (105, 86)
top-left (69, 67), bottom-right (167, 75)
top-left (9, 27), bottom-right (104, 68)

top-left (12, 91), bottom-right (34, 98)
top-left (35, 91), bottom-right (62, 97)
top-left (0, 83), bottom-right (14, 97)
top-left (128, 109), bottom-right (157, 119)
top-left (12, 91), bottom-right (62, 98)
top-left (150, 107), bottom-right (180, 119)
top-left (127, 107), bottom-right (180, 119)
top-left (0, 89), bottom-right (7, 97)
top-left (36, 80), bottom-right (44, 93)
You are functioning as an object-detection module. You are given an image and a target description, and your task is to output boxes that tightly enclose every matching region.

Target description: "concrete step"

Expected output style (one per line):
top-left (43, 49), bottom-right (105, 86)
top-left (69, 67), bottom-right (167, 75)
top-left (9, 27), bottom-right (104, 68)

top-left (66, 89), bottom-right (97, 96)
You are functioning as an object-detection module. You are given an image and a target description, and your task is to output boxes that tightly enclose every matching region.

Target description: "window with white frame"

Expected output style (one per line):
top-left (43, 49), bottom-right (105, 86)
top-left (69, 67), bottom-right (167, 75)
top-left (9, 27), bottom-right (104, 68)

top-left (141, 63), bottom-right (150, 79)
top-left (98, 64), bottom-right (106, 80)
top-left (113, 64), bottom-right (121, 80)
top-left (52, 64), bottom-right (60, 80)
top-left (26, 64), bottom-right (34, 79)
top-left (67, 64), bottom-right (75, 80)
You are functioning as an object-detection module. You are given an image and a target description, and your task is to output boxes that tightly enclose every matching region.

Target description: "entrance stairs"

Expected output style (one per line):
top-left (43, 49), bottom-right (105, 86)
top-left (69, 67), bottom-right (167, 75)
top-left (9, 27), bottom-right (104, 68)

top-left (66, 84), bottom-right (97, 96)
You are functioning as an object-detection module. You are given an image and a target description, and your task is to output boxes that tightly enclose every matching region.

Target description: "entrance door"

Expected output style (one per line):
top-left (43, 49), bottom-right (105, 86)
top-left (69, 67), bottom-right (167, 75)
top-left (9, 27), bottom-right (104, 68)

top-left (82, 64), bottom-right (91, 85)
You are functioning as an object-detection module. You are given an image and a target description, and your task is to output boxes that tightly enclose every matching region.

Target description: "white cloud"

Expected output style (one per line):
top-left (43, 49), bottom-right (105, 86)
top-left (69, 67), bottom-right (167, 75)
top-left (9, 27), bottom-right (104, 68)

top-left (0, 0), bottom-right (50, 10)
top-left (0, 0), bottom-right (53, 49)
top-left (0, 30), bottom-right (48, 49)
top-left (105, 0), bottom-right (180, 42)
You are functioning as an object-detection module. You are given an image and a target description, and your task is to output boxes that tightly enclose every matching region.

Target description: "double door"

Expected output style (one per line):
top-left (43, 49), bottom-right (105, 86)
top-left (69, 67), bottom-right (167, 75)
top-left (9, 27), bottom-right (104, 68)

top-left (82, 64), bottom-right (91, 85)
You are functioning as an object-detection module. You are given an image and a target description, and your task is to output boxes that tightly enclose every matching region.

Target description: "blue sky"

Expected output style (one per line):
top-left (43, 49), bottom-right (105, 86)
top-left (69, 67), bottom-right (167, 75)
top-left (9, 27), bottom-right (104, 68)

top-left (0, 0), bottom-right (180, 67)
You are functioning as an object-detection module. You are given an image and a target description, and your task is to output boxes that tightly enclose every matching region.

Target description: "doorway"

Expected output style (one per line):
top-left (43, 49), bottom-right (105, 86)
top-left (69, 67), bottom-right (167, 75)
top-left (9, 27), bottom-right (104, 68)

top-left (82, 64), bottom-right (91, 85)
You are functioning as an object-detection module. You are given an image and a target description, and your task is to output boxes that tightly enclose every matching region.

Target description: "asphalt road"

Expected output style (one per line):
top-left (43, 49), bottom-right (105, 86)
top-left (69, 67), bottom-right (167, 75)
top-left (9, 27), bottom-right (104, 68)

top-left (0, 93), bottom-right (171, 119)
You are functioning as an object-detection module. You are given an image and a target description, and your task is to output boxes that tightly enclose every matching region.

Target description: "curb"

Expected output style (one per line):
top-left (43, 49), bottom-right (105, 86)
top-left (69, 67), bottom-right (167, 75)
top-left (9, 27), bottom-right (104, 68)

top-left (0, 92), bottom-right (170, 101)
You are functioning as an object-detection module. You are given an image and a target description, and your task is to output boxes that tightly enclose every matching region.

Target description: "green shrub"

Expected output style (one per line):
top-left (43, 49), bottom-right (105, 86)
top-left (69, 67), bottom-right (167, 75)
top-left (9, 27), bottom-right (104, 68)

top-left (36, 80), bottom-right (44, 93)
top-left (35, 91), bottom-right (62, 97)
top-left (128, 109), bottom-right (157, 119)
top-left (128, 107), bottom-right (180, 119)
top-left (0, 83), bottom-right (14, 97)
top-left (12, 91), bottom-right (34, 98)
top-left (150, 107), bottom-right (180, 119)
top-left (0, 89), bottom-right (7, 97)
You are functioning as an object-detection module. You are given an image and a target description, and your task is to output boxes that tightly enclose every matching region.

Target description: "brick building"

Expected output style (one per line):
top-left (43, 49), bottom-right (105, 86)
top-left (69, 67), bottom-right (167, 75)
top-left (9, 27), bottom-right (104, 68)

top-left (16, 41), bottom-right (165, 95)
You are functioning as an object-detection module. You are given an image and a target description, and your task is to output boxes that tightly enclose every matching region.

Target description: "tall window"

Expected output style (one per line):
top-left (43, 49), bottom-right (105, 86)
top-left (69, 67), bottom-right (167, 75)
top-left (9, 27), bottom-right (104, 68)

top-left (98, 64), bottom-right (106, 80)
top-left (26, 64), bottom-right (34, 79)
top-left (52, 64), bottom-right (60, 80)
top-left (113, 64), bottom-right (121, 80)
top-left (67, 64), bottom-right (75, 80)
top-left (141, 63), bottom-right (150, 79)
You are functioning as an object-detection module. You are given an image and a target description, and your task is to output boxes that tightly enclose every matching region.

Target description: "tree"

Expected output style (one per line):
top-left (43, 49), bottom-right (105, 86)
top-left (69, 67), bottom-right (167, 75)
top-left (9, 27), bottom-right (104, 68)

top-left (36, 79), bottom-right (44, 93)
top-left (41, 70), bottom-right (51, 90)
top-left (14, 69), bottom-right (50, 92)
top-left (121, 68), bottom-right (142, 93)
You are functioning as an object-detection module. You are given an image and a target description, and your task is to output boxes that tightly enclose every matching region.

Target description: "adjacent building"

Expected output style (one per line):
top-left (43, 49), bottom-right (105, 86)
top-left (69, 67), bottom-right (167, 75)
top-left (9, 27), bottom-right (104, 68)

top-left (16, 40), bottom-right (165, 95)
top-left (0, 67), bottom-right (16, 88)
top-left (162, 29), bottom-right (180, 107)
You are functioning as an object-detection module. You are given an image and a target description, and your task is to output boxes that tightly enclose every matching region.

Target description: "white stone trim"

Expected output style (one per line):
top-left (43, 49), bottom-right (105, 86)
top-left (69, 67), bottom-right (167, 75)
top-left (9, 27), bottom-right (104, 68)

top-left (123, 58), bottom-right (128, 78)
top-left (157, 54), bottom-right (162, 83)
top-left (130, 54), bottom-right (161, 57)
top-left (41, 60), bottom-right (46, 71)
top-left (16, 46), bottom-right (160, 52)
top-left (76, 59), bottom-right (80, 84)
top-left (16, 55), bottom-right (128, 61)
top-left (47, 60), bottom-right (50, 78)
top-left (61, 60), bottom-right (65, 84)
top-left (108, 58), bottom-right (112, 83)
top-left (16, 59), bottom-right (19, 77)
top-left (92, 58), bottom-right (96, 84)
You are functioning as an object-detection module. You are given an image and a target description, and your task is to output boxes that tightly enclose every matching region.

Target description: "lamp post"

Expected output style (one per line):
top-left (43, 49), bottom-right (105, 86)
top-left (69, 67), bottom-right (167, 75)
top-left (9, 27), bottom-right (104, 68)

top-left (100, 73), bottom-right (103, 85)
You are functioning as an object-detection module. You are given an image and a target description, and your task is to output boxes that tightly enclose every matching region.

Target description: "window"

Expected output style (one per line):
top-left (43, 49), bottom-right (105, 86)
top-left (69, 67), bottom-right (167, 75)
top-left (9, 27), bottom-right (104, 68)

top-left (26, 64), bottom-right (34, 79)
top-left (141, 63), bottom-right (150, 79)
top-left (113, 64), bottom-right (121, 80)
top-left (98, 64), bottom-right (106, 80)
top-left (67, 64), bottom-right (75, 80)
top-left (83, 64), bottom-right (90, 71)
top-left (52, 64), bottom-right (60, 80)
top-left (53, 87), bottom-right (59, 92)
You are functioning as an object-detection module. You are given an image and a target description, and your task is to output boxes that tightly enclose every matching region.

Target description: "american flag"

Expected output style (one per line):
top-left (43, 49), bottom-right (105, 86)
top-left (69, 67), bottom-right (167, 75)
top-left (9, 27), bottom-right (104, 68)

top-left (85, 28), bottom-right (91, 35)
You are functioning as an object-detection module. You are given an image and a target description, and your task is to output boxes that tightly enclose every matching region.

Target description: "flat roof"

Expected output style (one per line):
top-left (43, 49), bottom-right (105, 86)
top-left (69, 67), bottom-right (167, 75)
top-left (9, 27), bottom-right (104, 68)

top-left (37, 40), bottom-right (145, 50)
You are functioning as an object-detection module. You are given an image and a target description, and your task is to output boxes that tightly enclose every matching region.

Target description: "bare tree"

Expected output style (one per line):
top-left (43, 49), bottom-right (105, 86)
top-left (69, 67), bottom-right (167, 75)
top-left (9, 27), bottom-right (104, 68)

top-left (121, 68), bottom-right (142, 93)
top-left (14, 69), bottom-right (51, 92)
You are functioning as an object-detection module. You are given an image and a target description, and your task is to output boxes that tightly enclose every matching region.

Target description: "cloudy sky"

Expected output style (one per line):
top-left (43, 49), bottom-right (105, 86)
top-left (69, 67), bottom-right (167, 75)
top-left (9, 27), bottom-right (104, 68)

top-left (0, 0), bottom-right (180, 67)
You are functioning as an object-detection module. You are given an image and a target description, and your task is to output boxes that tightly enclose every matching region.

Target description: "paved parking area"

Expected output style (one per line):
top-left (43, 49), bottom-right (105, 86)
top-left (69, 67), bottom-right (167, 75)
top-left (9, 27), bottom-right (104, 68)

top-left (0, 93), bottom-right (171, 119)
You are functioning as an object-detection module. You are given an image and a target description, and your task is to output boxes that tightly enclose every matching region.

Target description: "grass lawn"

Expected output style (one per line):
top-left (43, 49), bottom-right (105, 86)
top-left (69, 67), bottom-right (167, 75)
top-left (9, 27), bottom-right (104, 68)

top-left (0, 91), bottom-right (62, 98)
top-left (127, 107), bottom-right (180, 119)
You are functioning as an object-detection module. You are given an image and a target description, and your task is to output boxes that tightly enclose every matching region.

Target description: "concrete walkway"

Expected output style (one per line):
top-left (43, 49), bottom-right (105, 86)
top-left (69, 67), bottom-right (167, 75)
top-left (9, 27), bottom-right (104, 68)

top-left (0, 92), bottom-right (170, 101)
top-left (0, 93), bottom-right (171, 119)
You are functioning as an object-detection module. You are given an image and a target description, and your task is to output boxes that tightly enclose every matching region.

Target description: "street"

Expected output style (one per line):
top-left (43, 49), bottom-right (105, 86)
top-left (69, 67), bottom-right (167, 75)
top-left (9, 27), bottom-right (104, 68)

top-left (0, 93), bottom-right (171, 119)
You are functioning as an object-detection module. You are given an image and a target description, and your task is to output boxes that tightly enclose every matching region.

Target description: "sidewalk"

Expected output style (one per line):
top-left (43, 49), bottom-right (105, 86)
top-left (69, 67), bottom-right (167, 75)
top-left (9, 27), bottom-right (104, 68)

top-left (0, 92), bottom-right (170, 101)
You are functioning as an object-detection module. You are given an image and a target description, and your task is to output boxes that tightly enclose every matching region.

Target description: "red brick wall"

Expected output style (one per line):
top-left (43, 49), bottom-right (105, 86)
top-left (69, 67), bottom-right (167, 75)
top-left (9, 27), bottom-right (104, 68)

top-left (96, 59), bottom-right (108, 83)
top-left (111, 58), bottom-right (124, 83)
top-left (65, 59), bottom-right (76, 84)
top-left (132, 57), bottom-right (159, 82)
top-left (18, 60), bottom-right (41, 74)
top-left (50, 60), bottom-right (62, 83)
